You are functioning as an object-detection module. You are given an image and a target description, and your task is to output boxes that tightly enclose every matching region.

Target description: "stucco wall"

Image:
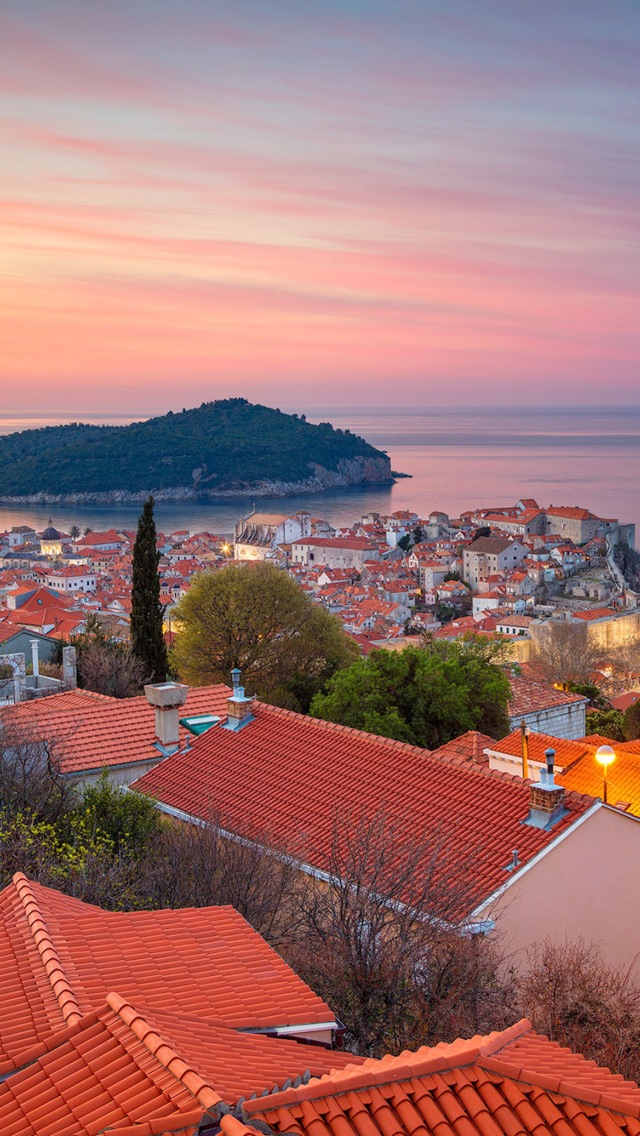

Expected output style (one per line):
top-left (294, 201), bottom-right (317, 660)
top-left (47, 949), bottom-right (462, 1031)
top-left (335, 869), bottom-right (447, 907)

top-left (479, 806), bottom-right (640, 975)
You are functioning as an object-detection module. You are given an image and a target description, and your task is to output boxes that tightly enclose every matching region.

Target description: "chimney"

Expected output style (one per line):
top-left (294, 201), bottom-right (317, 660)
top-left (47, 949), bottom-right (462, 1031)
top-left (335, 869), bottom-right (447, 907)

top-left (62, 645), bottom-right (77, 689)
top-left (144, 682), bottom-right (189, 754)
top-left (525, 747), bottom-right (566, 828)
top-left (223, 668), bottom-right (255, 731)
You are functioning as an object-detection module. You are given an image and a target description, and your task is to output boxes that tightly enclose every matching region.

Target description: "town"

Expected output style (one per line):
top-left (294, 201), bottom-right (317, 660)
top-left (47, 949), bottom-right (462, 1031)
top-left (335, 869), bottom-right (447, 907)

top-left (1, 498), bottom-right (638, 699)
top-left (2, 495), bottom-right (640, 1136)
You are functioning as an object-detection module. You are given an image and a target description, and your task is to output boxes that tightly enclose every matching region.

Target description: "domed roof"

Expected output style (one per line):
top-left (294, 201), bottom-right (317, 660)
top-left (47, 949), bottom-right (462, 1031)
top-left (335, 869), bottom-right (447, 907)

top-left (42, 519), bottom-right (60, 540)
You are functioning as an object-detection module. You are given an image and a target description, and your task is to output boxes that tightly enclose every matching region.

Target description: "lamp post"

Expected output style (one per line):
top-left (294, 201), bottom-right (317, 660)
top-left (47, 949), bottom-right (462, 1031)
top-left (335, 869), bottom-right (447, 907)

top-left (595, 744), bottom-right (615, 804)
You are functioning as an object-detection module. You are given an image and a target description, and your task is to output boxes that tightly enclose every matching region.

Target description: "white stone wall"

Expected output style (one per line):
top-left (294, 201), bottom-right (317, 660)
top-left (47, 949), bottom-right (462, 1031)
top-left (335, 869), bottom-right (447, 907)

top-left (508, 700), bottom-right (587, 740)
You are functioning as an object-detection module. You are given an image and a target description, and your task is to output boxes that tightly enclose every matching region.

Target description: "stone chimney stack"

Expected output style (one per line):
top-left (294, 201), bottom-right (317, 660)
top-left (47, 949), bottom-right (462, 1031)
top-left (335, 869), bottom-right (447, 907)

top-left (525, 747), bottom-right (566, 828)
top-left (145, 682), bottom-right (189, 754)
top-left (62, 645), bottom-right (77, 689)
top-left (223, 668), bottom-right (255, 731)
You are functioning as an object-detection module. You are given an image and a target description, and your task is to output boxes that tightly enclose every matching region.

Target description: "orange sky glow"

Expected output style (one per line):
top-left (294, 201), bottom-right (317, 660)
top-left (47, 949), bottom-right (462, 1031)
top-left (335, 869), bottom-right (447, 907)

top-left (1, 0), bottom-right (639, 414)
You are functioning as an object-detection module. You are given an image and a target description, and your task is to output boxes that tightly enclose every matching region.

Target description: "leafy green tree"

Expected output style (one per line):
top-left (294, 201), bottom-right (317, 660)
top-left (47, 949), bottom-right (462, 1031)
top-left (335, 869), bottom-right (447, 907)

top-left (310, 638), bottom-right (511, 748)
top-left (585, 708), bottom-right (625, 742)
top-left (75, 770), bottom-right (160, 854)
top-left (435, 601), bottom-right (459, 624)
top-left (566, 682), bottom-right (609, 709)
top-left (623, 699), bottom-right (640, 741)
top-left (172, 562), bottom-right (357, 711)
top-left (131, 495), bottom-right (168, 683)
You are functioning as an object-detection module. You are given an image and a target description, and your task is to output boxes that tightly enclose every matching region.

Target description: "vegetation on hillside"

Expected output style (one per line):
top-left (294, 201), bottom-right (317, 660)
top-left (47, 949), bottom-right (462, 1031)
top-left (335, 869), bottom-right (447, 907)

top-left (172, 562), bottom-right (357, 711)
top-left (614, 543), bottom-right (640, 592)
top-left (309, 637), bottom-right (511, 748)
top-left (0, 399), bottom-right (388, 496)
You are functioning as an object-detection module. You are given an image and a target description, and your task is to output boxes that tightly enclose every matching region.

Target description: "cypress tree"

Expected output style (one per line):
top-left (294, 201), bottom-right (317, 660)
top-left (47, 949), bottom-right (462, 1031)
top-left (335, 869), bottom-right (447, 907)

top-left (130, 495), bottom-right (168, 682)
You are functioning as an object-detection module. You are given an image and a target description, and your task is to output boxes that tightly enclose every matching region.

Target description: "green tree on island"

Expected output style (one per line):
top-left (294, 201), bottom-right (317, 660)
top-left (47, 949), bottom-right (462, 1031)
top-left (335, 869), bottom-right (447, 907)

top-left (310, 637), bottom-right (511, 749)
top-left (172, 562), bottom-right (357, 711)
top-left (131, 495), bottom-right (168, 683)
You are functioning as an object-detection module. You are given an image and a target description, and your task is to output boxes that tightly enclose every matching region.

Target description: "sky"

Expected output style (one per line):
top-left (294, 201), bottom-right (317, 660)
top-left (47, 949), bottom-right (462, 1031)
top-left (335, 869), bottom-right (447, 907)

top-left (1, 0), bottom-right (639, 415)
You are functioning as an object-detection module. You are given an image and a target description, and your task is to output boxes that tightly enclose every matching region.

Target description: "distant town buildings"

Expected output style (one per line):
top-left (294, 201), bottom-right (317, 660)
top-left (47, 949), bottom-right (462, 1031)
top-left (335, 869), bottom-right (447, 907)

top-left (234, 509), bottom-right (312, 560)
top-left (0, 496), bottom-right (637, 702)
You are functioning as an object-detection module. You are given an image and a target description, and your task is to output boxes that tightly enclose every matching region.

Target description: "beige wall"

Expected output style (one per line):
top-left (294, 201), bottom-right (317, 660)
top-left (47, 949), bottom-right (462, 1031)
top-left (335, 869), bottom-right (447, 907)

top-left (478, 806), bottom-right (640, 975)
top-left (585, 609), bottom-right (640, 651)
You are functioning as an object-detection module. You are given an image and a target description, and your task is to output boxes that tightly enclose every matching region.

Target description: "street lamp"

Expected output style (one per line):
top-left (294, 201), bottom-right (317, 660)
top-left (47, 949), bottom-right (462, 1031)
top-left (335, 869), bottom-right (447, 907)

top-left (595, 744), bottom-right (615, 804)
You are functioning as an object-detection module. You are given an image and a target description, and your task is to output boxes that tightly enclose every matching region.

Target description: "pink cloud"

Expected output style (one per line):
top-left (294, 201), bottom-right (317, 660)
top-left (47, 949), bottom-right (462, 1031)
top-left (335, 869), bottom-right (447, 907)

top-left (0, 1), bottom-right (638, 409)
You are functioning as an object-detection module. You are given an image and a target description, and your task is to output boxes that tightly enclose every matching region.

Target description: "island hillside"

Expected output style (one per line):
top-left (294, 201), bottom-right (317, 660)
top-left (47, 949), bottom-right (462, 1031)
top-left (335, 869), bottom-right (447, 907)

top-left (0, 399), bottom-right (393, 504)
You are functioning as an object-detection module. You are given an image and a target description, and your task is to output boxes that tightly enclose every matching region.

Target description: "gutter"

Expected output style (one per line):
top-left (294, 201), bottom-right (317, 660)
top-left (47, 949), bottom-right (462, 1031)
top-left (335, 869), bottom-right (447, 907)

top-left (137, 798), bottom-right (490, 937)
top-left (470, 800), bottom-right (603, 921)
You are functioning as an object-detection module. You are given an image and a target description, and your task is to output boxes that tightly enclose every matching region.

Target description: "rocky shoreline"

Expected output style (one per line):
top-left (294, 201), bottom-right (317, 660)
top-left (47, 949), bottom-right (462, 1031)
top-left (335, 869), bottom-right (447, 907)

top-left (0, 455), bottom-right (399, 506)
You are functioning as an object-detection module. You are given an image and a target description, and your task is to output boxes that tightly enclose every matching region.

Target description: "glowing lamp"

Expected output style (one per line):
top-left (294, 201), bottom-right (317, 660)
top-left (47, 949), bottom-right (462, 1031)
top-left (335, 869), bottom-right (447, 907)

top-left (595, 744), bottom-right (615, 804)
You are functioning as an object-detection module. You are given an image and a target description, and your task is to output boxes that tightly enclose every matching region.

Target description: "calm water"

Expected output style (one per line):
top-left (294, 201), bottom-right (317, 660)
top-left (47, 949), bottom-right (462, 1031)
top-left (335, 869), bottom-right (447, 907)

top-left (0, 407), bottom-right (638, 536)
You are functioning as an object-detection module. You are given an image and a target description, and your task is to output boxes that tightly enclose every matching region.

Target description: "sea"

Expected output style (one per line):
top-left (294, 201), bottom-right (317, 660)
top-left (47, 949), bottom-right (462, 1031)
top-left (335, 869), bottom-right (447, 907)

top-left (0, 406), bottom-right (638, 538)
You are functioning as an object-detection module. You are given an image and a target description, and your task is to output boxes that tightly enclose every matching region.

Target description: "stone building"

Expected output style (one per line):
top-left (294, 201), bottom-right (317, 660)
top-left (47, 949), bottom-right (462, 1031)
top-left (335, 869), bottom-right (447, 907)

top-left (462, 537), bottom-right (527, 587)
top-left (233, 510), bottom-right (311, 560)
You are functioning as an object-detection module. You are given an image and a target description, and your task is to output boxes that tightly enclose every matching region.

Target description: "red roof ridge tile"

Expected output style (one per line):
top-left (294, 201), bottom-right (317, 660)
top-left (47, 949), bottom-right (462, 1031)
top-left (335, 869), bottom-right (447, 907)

top-left (253, 701), bottom-right (431, 758)
top-left (87, 1114), bottom-right (203, 1136)
top-left (12, 871), bottom-right (83, 1028)
top-left (241, 1021), bottom-right (536, 1112)
top-left (221, 1117), bottom-right (256, 1136)
top-left (106, 991), bottom-right (223, 1113)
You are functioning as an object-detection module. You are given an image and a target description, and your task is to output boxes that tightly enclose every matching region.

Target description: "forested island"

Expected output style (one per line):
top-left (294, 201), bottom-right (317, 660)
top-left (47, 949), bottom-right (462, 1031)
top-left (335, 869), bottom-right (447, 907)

top-left (0, 399), bottom-right (395, 504)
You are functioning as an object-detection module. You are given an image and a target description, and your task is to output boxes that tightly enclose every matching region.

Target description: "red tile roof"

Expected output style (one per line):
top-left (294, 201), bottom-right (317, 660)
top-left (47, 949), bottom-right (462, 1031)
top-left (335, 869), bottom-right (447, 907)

top-left (132, 702), bottom-right (592, 915)
top-left (0, 871), bottom-right (370, 1135)
top-left (546, 506), bottom-right (594, 520)
top-left (487, 729), bottom-right (595, 772)
top-left (571, 607), bottom-right (617, 622)
top-left (508, 675), bottom-right (587, 717)
top-left (0, 873), bottom-right (335, 1073)
top-left (430, 730), bottom-right (496, 765)
top-left (486, 730), bottom-right (640, 815)
top-left (559, 744), bottom-right (640, 815)
top-left (0, 994), bottom-right (364, 1136)
top-left (611, 692), bottom-right (640, 712)
top-left (227, 1019), bottom-right (640, 1136)
top-left (1, 685), bottom-right (232, 774)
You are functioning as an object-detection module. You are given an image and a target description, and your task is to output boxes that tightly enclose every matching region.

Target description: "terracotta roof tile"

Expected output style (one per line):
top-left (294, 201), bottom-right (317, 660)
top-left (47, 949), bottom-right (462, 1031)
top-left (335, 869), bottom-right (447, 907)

top-left (430, 732), bottom-right (496, 766)
top-left (487, 730), bottom-right (594, 772)
top-left (1, 685), bottom-right (231, 773)
top-left (0, 875), bottom-right (335, 1069)
top-left (132, 703), bottom-right (592, 917)
top-left (233, 1022), bottom-right (640, 1136)
top-left (508, 677), bottom-right (587, 717)
top-left (0, 972), bottom-right (363, 1133)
